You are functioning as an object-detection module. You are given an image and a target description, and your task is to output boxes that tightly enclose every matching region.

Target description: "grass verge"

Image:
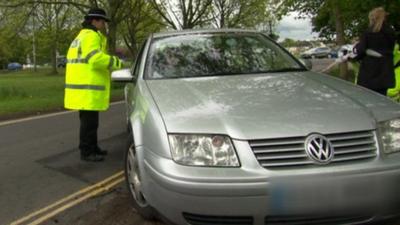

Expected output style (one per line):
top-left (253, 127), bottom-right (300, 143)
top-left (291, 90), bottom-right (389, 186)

top-left (0, 68), bottom-right (124, 120)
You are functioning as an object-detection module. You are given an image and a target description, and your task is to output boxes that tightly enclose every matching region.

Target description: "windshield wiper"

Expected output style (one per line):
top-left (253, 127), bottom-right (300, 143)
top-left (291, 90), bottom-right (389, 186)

top-left (153, 68), bottom-right (307, 79)
top-left (263, 67), bottom-right (307, 73)
top-left (201, 71), bottom-right (249, 77)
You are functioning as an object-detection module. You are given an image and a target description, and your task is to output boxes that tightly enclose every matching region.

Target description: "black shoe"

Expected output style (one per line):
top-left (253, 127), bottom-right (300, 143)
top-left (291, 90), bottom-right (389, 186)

top-left (95, 148), bottom-right (108, 156)
top-left (81, 153), bottom-right (105, 162)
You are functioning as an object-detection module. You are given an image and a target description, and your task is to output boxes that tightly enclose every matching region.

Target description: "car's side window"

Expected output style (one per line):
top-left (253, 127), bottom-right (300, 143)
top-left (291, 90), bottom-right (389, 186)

top-left (132, 40), bottom-right (148, 82)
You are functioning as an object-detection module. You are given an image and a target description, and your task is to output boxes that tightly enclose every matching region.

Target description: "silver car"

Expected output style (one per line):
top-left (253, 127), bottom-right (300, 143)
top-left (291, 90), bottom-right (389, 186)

top-left (112, 29), bottom-right (400, 225)
top-left (301, 47), bottom-right (332, 59)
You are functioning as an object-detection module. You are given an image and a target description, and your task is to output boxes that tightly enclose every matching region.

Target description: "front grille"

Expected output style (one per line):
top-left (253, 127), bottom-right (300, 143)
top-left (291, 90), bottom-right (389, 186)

top-left (249, 130), bottom-right (377, 168)
top-left (264, 215), bottom-right (373, 225)
top-left (183, 212), bottom-right (253, 225)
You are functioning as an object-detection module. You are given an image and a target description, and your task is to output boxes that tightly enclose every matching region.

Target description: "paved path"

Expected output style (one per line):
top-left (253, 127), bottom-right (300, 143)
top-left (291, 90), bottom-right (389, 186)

top-left (310, 58), bottom-right (336, 73)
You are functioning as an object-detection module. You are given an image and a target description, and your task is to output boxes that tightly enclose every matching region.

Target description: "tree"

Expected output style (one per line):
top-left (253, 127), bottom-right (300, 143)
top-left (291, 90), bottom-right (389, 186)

top-left (278, 0), bottom-right (400, 80)
top-left (0, 0), bottom-right (85, 73)
top-left (0, 0), bottom-right (128, 55)
top-left (276, 0), bottom-right (349, 80)
top-left (33, 1), bottom-right (77, 74)
top-left (0, 2), bottom-right (35, 68)
top-left (98, 0), bottom-right (130, 54)
top-left (281, 38), bottom-right (296, 48)
top-left (0, 31), bottom-right (21, 69)
top-left (120, 0), bottom-right (165, 57)
top-left (0, 0), bottom-right (166, 69)
top-left (210, 0), bottom-right (273, 29)
top-left (149, 0), bottom-right (212, 29)
top-left (313, 0), bottom-right (400, 41)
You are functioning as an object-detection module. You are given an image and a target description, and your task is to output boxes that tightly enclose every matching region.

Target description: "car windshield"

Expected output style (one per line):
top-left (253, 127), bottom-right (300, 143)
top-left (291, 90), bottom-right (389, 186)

top-left (146, 33), bottom-right (305, 79)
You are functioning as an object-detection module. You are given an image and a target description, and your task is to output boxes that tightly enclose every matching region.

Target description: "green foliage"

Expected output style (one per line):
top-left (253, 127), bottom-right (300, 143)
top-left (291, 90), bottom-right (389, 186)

top-left (0, 0), bottom-right (280, 71)
top-left (313, 0), bottom-right (400, 41)
top-left (211, 0), bottom-right (274, 29)
top-left (279, 0), bottom-right (400, 41)
top-left (276, 0), bottom-right (324, 19)
top-left (0, 2), bottom-right (80, 71)
top-left (327, 62), bottom-right (358, 83)
top-left (281, 38), bottom-right (297, 47)
top-left (280, 38), bottom-right (313, 48)
top-left (120, 0), bottom-right (165, 57)
top-left (0, 86), bottom-right (28, 100)
top-left (34, 27), bottom-right (79, 65)
top-left (0, 5), bottom-right (30, 68)
top-left (0, 69), bottom-right (124, 116)
top-left (0, 34), bottom-right (29, 68)
top-left (0, 33), bottom-right (12, 69)
top-left (149, 0), bottom-right (212, 29)
top-left (148, 0), bottom-right (279, 31)
top-left (0, 69), bottom-right (65, 115)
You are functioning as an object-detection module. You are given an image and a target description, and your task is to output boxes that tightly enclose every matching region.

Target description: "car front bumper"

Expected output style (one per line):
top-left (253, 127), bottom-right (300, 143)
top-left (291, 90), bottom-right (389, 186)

top-left (139, 143), bottom-right (400, 225)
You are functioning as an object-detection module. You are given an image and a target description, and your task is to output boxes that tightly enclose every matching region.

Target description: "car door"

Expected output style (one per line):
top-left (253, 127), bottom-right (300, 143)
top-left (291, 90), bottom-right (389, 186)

top-left (125, 40), bottom-right (148, 117)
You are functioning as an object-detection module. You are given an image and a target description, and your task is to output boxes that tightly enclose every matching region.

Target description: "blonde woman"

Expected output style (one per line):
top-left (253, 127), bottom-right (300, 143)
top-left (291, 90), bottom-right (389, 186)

top-left (353, 7), bottom-right (396, 95)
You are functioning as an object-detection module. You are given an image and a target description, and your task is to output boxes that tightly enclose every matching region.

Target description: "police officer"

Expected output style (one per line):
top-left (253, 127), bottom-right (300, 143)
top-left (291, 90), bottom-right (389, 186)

top-left (64, 8), bottom-right (122, 162)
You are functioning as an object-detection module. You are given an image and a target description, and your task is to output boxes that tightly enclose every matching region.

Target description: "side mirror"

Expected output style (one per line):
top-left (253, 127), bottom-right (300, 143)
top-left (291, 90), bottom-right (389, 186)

top-left (299, 58), bottom-right (312, 70)
top-left (111, 69), bottom-right (134, 82)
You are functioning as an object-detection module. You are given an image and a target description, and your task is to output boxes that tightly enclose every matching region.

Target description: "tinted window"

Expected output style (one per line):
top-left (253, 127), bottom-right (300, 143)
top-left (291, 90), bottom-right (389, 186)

top-left (146, 33), bottom-right (303, 79)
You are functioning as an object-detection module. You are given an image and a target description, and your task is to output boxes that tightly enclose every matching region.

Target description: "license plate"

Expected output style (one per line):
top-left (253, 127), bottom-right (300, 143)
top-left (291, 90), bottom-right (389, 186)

top-left (269, 175), bottom-right (380, 215)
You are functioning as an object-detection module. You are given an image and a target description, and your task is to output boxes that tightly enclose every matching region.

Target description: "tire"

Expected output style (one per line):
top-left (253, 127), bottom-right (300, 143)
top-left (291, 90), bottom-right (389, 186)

top-left (124, 133), bottom-right (155, 220)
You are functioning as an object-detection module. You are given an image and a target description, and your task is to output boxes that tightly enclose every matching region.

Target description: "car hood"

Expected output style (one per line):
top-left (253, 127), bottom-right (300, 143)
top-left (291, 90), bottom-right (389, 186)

top-left (146, 72), bottom-right (399, 140)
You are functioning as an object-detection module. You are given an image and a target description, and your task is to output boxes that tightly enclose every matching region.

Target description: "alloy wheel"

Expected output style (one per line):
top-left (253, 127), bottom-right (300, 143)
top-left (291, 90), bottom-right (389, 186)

top-left (126, 144), bottom-right (148, 207)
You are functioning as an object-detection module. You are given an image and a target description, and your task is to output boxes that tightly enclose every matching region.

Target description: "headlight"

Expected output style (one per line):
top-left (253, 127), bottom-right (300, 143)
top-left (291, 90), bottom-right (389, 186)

top-left (168, 134), bottom-right (240, 167)
top-left (379, 119), bottom-right (400, 154)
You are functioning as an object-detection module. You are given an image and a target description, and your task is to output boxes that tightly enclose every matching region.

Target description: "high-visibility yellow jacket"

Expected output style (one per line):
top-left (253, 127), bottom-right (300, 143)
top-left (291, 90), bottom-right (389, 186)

top-left (64, 27), bottom-right (122, 111)
top-left (387, 43), bottom-right (400, 102)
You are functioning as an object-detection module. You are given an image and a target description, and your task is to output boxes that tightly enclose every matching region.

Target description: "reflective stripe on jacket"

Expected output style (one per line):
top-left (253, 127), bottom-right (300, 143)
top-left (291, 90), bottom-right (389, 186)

top-left (64, 29), bottom-right (122, 111)
top-left (387, 43), bottom-right (400, 102)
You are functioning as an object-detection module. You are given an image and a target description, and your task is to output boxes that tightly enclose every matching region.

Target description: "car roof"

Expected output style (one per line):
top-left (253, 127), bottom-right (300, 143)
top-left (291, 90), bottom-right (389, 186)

top-left (151, 29), bottom-right (262, 39)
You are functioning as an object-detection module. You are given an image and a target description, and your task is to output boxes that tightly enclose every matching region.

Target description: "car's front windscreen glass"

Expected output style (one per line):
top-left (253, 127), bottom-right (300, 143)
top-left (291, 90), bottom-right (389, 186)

top-left (146, 33), bottom-right (305, 79)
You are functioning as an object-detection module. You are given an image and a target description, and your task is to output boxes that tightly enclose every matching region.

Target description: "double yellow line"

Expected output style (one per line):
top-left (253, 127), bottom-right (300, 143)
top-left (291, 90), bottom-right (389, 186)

top-left (9, 171), bottom-right (125, 225)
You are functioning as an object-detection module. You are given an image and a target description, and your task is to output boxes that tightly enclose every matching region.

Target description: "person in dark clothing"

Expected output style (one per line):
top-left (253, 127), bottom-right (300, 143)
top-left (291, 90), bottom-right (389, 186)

top-left (353, 7), bottom-right (396, 95)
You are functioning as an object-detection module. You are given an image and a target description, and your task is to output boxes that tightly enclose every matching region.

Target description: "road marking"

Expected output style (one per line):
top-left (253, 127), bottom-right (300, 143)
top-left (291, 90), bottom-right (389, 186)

top-left (9, 171), bottom-right (125, 225)
top-left (28, 177), bottom-right (125, 225)
top-left (0, 101), bottom-right (124, 127)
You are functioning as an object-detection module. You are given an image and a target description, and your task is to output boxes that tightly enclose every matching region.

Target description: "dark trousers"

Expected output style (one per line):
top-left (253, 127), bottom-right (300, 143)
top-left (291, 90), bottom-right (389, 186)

top-left (79, 110), bottom-right (99, 156)
top-left (374, 89), bottom-right (388, 96)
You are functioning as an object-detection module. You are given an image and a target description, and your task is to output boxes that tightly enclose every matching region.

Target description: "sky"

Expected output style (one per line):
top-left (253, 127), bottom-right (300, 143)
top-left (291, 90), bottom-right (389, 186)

top-left (276, 12), bottom-right (318, 41)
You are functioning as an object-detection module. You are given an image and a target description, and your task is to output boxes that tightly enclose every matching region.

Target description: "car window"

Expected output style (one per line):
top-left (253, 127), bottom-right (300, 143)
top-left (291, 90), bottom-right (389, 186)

top-left (317, 47), bottom-right (329, 52)
top-left (132, 40), bottom-right (147, 80)
top-left (145, 33), bottom-right (304, 79)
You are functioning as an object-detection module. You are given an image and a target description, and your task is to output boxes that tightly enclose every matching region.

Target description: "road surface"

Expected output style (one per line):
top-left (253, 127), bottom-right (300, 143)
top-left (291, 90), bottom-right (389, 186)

top-left (0, 102), bottom-right (164, 225)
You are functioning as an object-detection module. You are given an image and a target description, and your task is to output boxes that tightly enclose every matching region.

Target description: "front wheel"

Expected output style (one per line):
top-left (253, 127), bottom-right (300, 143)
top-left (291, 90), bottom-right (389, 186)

top-left (124, 134), bottom-right (155, 219)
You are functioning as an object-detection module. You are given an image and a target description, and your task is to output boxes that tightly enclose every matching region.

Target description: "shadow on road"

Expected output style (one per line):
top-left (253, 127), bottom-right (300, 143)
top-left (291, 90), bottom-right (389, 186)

top-left (37, 133), bottom-right (127, 183)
